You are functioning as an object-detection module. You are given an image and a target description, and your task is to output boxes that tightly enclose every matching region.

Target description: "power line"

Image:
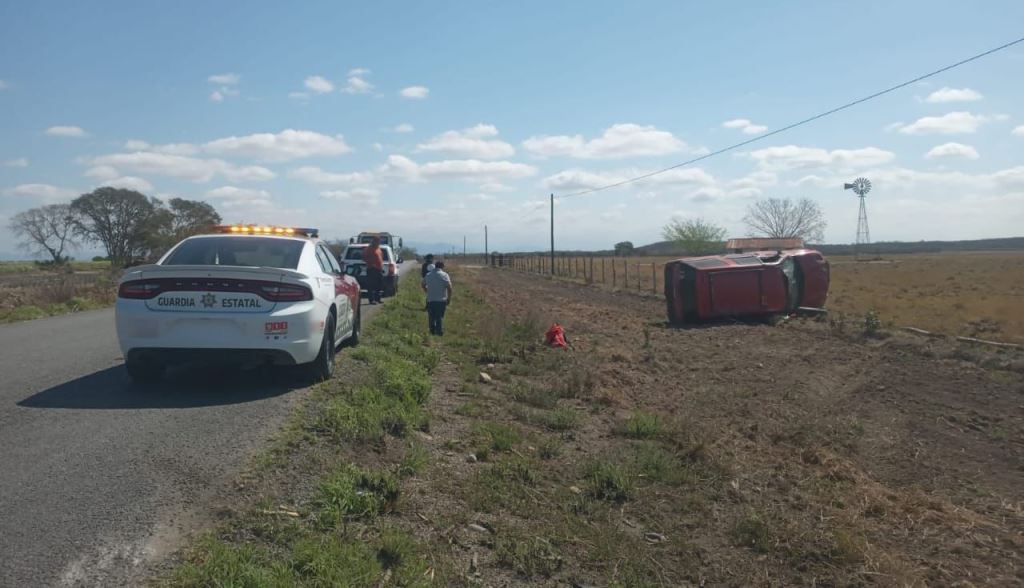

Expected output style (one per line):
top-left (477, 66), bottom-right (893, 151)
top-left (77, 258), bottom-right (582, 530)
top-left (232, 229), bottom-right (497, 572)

top-left (548, 34), bottom-right (1024, 200)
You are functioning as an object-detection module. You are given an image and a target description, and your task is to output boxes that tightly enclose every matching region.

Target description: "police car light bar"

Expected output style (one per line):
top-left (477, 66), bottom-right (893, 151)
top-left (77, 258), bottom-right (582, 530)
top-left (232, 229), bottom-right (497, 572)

top-left (215, 225), bottom-right (319, 238)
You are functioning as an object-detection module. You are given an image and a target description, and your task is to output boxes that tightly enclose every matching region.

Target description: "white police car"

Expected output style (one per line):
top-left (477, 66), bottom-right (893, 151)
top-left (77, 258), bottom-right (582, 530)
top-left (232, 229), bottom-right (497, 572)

top-left (115, 225), bottom-right (361, 382)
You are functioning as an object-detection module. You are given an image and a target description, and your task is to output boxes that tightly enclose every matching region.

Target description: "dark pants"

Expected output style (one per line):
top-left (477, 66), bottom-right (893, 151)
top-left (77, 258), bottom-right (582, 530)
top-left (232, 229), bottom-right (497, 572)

top-left (366, 267), bottom-right (383, 303)
top-left (427, 300), bottom-right (448, 335)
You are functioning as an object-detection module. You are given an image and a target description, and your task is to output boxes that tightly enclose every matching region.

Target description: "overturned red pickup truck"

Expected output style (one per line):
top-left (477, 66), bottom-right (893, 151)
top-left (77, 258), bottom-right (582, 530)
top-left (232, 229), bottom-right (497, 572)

top-left (663, 249), bottom-right (829, 324)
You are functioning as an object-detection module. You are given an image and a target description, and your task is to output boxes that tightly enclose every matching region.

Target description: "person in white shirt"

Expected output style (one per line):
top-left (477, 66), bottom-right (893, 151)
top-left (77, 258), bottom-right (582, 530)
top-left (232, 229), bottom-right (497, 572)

top-left (421, 261), bottom-right (452, 336)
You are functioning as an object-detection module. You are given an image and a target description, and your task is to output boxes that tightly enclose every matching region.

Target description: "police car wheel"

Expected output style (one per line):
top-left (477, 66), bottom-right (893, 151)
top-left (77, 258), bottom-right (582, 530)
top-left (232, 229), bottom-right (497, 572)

top-left (126, 356), bottom-right (165, 382)
top-left (305, 316), bottom-right (335, 382)
top-left (345, 307), bottom-right (361, 347)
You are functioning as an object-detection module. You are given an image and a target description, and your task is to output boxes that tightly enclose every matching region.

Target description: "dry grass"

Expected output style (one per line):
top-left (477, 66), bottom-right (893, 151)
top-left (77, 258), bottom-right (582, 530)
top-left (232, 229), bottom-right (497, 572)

top-left (500, 251), bottom-right (1024, 343)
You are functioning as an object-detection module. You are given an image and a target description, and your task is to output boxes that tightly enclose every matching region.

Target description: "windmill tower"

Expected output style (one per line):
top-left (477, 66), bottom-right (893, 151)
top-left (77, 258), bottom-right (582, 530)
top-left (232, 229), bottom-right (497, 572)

top-left (844, 177), bottom-right (872, 259)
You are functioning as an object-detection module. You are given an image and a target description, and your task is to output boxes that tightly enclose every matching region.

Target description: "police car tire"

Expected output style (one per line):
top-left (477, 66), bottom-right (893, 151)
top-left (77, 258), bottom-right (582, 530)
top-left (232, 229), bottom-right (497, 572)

top-left (305, 316), bottom-right (335, 382)
top-left (126, 357), bottom-right (165, 382)
top-left (345, 307), bottom-right (361, 347)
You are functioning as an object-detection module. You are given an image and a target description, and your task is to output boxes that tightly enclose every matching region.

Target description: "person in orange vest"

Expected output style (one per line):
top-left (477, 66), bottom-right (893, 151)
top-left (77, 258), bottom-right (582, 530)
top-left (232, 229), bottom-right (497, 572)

top-left (362, 237), bottom-right (385, 304)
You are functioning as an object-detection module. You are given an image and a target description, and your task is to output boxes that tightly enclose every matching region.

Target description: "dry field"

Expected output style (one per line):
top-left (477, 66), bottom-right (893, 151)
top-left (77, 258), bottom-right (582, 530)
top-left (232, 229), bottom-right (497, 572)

top-left (496, 250), bottom-right (1024, 344)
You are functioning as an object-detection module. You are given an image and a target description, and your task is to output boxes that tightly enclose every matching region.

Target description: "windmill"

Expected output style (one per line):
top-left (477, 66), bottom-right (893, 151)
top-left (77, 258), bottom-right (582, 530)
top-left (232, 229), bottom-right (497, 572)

top-left (844, 177), bottom-right (872, 259)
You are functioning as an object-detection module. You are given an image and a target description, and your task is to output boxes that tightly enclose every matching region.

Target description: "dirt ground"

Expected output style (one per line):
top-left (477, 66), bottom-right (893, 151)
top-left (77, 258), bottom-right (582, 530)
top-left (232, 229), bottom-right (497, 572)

top-left (493, 251), bottom-right (1024, 344)
top-left (410, 266), bottom-right (1024, 586)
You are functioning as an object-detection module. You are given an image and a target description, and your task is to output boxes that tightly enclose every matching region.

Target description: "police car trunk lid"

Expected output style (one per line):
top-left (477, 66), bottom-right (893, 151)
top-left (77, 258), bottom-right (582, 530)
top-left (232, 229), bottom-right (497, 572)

top-left (123, 264), bottom-right (309, 314)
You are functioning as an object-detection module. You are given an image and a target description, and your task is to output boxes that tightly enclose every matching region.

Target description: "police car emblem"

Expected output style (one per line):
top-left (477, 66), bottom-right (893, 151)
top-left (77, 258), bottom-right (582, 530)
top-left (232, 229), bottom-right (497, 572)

top-left (200, 293), bottom-right (217, 308)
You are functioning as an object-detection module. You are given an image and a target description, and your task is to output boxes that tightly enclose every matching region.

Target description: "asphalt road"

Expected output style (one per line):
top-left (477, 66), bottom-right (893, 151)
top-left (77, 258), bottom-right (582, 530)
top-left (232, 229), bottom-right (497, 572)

top-left (0, 269), bottom-right (409, 587)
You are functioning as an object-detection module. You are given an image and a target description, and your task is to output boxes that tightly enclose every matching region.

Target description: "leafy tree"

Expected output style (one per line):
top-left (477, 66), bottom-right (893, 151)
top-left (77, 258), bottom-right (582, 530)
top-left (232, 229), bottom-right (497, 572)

top-left (662, 218), bottom-right (726, 256)
top-left (167, 198), bottom-right (221, 242)
top-left (613, 241), bottom-right (635, 256)
top-left (743, 197), bottom-right (826, 244)
top-left (8, 204), bottom-right (80, 264)
top-left (71, 187), bottom-right (165, 265)
top-left (145, 198), bottom-right (222, 257)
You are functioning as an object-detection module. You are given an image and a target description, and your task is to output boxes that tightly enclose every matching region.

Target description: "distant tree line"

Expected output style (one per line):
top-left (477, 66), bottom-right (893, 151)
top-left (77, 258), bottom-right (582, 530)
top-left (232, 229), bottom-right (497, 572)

top-left (8, 187), bottom-right (221, 266)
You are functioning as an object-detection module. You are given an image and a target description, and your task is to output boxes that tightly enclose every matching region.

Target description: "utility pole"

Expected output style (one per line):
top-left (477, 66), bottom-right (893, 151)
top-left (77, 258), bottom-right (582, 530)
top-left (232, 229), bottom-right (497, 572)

top-left (484, 225), bottom-right (489, 266)
top-left (463, 235), bottom-right (466, 256)
top-left (549, 193), bottom-right (555, 275)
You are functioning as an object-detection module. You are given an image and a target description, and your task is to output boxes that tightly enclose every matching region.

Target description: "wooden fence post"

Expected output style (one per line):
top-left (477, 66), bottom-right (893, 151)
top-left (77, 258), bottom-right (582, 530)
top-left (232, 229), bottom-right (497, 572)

top-left (623, 260), bottom-right (628, 288)
top-left (589, 256), bottom-right (594, 284)
top-left (652, 263), bottom-right (657, 294)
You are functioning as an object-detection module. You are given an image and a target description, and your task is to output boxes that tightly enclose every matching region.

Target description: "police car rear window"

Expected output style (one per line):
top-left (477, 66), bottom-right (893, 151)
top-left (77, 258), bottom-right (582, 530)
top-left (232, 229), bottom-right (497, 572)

top-left (164, 237), bottom-right (304, 269)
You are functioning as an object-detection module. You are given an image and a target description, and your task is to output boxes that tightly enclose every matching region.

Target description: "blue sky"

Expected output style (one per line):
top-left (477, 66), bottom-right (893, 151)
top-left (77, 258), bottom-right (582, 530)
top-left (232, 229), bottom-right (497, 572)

top-left (2, 0), bottom-right (1023, 257)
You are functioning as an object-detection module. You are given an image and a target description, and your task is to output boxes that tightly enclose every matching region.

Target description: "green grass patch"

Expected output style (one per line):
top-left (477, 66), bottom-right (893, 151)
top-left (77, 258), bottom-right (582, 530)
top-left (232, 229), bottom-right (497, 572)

top-left (495, 533), bottom-right (563, 579)
top-left (315, 465), bottom-right (399, 527)
top-left (473, 422), bottom-right (521, 452)
top-left (582, 459), bottom-right (634, 502)
top-left (619, 411), bottom-right (663, 439)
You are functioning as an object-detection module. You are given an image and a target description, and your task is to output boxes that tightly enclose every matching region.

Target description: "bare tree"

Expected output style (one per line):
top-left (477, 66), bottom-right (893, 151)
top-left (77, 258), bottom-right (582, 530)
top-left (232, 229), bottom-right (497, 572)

top-left (662, 218), bottom-right (726, 256)
top-left (743, 198), bottom-right (826, 243)
top-left (8, 204), bottom-right (80, 263)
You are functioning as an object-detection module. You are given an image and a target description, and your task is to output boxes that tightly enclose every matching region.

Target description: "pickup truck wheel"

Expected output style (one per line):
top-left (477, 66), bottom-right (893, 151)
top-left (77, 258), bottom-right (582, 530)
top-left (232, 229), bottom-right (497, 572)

top-left (126, 356), bottom-right (165, 382)
top-left (304, 316), bottom-right (335, 382)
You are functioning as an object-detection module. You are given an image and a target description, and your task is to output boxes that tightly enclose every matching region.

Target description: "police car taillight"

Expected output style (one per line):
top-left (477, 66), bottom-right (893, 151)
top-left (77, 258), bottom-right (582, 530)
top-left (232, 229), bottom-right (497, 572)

top-left (118, 280), bottom-right (164, 299)
top-left (258, 283), bottom-right (313, 302)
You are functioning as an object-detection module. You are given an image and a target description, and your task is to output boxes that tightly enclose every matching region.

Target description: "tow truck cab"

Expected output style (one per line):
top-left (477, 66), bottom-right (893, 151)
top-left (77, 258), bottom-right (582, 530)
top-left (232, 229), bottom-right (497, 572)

top-left (663, 249), bottom-right (829, 324)
top-left (354, 231), bottom-right (402, 250)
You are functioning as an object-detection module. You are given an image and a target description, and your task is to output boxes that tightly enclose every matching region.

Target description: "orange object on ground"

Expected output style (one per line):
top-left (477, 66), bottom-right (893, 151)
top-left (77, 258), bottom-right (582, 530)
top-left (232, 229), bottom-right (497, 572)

top-left (545, 323), bottom-right (568, 348)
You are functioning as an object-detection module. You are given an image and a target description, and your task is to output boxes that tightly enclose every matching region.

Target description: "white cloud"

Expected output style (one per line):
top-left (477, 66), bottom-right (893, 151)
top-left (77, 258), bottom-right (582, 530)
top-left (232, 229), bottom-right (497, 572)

top-left (84, 165), bottom-right (120, 181)
top-left (206, 186), bottom-right (273, 209)
top-left (1013, 125), bottom-right (1024, 137)
top-left (2, 183), bottom-right (76, 200)
top-left (0, 79), bottom-right (8, 90)
top-left (210, 91), bottom-right (224, 102)
top-left (543, 166), bottom-right (715, 192)
top-left (320, 188), bottom-right (380, 204)
top-left (204, 129), bottom-right (351, 162)
top-left (417, 124), bottom-right (515, 159)
top-left (45, 125), bottom-right (87, 138)
top-left (100, 176), bottom-right (154, 192)
top-left (92, 152), bottom-right (275, 183)
top-left (304, 75), bottom-right (334, 94)
top-left (124, 140), bottom-right (199, 156)
top-left (380, 155), bottom-right (536, 183)
top-left (722, 118), bottom-right (768, 135)
top-left (479, 182), bottom-right (512, 193)
top-left (208, 73), bottom-right (240, 85)
top-left (394, 123), bottom-right (414, 133)
top-left (925, 87), bottom-right (983, 103)
top-left (522, 123), bottom-right (697, 159)
top-left (399, 86), bottom-right (429, 99)
top-left (3, 158), bottom-right (28, 168)
top-left (749, 145), bottom-right (895, 170)
top-left (342, 70), bottom-right (374, 94)
top-left (925, 142), bottom-right (980, 160)
top-left (896, 111), bottom-right (989, 135)
top-left (288, 166), bottom-right (374, 186)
